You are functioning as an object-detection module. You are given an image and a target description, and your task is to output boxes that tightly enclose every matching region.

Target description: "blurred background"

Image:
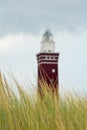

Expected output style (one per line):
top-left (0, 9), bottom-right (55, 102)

top-left (0, 0), bottom-right (87, 95)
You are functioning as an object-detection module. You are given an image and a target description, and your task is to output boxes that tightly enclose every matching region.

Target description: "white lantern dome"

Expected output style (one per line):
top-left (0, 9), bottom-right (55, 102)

top-left (41, 30), bottom-right (55, 53)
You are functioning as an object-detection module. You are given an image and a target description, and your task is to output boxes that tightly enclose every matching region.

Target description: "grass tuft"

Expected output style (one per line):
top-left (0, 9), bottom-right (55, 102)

top-left (0, 72), bottom-right (87, 130)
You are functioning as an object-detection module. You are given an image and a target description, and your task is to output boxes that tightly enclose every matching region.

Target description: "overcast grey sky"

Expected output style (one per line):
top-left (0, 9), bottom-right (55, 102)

top-left (0, 0), bottom-right (87, 95)
top-left (0, 0), bottom-right (87, 35)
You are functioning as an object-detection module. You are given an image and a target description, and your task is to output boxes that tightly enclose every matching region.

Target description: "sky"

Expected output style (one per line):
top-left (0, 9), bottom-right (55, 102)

top-left (0, 0), bottom-right (87, 95)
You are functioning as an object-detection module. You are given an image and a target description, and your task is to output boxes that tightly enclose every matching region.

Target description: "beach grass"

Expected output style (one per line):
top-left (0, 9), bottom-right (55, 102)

top-left (0, 72), bottom-right (87, 130)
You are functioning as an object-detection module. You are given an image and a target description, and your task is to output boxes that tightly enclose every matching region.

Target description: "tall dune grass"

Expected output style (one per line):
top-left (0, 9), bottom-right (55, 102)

top-left (0, 72), bottom-right (87, 130)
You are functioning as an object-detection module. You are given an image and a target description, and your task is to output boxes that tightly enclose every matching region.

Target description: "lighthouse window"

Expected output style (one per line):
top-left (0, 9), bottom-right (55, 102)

top-left (44, 50), bottom-right (46, 52)
top-left (52, 69), bottom-right (55, 73)
top-left (48, 50), bottom-right (51, 52)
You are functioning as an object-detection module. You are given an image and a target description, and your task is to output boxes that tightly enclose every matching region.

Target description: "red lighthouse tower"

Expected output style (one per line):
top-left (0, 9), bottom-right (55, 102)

top-left (37, 30), bottom-right (59, 93)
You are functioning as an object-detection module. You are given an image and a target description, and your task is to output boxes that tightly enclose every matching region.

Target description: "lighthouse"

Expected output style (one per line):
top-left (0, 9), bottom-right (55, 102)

top-left (37, 30), bottom-right (59, 94)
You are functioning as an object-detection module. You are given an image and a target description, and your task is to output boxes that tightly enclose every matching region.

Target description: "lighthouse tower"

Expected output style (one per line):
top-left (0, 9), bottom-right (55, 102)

top-left (37, 30), bottom-right (59, 93)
